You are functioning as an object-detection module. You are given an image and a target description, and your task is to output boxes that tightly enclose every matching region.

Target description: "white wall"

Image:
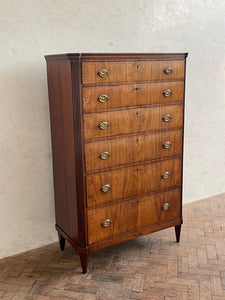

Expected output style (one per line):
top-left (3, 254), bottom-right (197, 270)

top-left (1, 0), bottom-right (225, 258)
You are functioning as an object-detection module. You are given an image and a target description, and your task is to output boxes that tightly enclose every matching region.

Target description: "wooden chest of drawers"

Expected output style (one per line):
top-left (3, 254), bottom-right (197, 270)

top-left (45, 53), bottom-right (188, 273)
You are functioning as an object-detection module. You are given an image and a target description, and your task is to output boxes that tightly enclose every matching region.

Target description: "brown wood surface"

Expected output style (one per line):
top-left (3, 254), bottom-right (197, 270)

top-left (88, 188), bottom-right (181, 244)
top-left (88, 218), bottom-right (181, 252)
top-left (46, 60), bottom-right (79, 241)
top-left (45, 52), bottom-right (188, 61)
top-left (85, 129), bottom-right (182, 173)
top-left (71, 62), bottom-right (88, 247)
top-left (45, 53), bottom-right (187, 273)
top-left (84, 104), bottom-right (183, 140)
top-left (86, 157), bottom-right (181, 207)
top-left (82, 81), bottom-right (184, 112)
top-left (82, 60), bottom-right (185, 84)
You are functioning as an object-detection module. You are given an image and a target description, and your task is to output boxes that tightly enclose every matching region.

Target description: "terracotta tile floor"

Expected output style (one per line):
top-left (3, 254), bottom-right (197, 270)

top-left (1, 193), bottom-right (225, 299)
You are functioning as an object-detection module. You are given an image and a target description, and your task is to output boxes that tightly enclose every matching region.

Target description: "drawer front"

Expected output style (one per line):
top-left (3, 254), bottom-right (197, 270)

top-left (85, 130), bottom-right (182, 173)
top-left (88, 188), bottom-right (181, 244)
top-left (86, 158), bottom-right (181, 207)
top-left (84, 104), bottom-right (183, 140)
top-left (83, 81), bottom-right (184, 112)
top-left (82, 60), bottom-right (185, 84)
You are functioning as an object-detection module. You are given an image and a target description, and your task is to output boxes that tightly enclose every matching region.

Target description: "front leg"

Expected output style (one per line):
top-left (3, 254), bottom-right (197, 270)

top-left (175, 224), bottom-right (182, 243)
top-left (58, 233), bottom-right (66, 251)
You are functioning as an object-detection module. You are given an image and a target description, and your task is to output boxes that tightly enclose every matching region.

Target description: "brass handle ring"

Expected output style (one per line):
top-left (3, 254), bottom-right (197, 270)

top-left (98, 94), bottom-right (109, 103)
top-left (102, 219), bottom-right (112, 227)
top-left (163, 114), bottom-right (172, 122)
top-left (100, 151), bottom-right (111, 160)
top-left (163, 89), bottom-right (172, 97)
top-left (163, 141), bottom-right (172, 149)
top-left (162, 203), bottom-right (171, 211)
top-left (101, 184), bottom-right (111, 193)
top-left (162, 171), bottom-right (171, 179)
top-left (98, 69), bottom-right (109, 78)
top-left (164, 66), bottom-right (173, 75)
top-left (99, 121), bottom-right (109, 130)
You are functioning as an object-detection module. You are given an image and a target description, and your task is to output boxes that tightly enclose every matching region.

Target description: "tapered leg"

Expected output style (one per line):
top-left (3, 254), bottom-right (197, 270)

top-left (79, 252), bottom-right (89, 274)
top-left (58, 233), bottom-right (66, 251)
top-left (175, 225), bottom-right (182, 243)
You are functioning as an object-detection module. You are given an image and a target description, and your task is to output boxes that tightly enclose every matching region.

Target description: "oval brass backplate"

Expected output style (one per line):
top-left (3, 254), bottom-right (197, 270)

top-left (163, 89), bottom-right (172, 97)
top-left (163, 141), bottom-right (172, 149)
top-left (100, 151), bottom-right (111, 160)
top-left (164, 66), bottom-right (173, 75)
top-left (102, 219), bottom-right (112, 227)
top-left (98, 94), bottom-right (109, 103)
top-left (163, 114), bottom-right (172, 122)
top-left (162, 203), bottom-right (171, 211)
top-left (98, 69), bottom-right (109, 78)
top-left (161, 171), bottom-right (171, 179)
top-left (99, 121), bottom-right (109, 130)
top-left (101, 184), bottom-right (111, 193)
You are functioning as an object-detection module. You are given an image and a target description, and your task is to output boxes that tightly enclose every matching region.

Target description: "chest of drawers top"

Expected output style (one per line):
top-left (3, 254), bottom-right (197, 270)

top-left (46, 52), bottom-right (187, 83)
top-left (45, 52), bottom-right (188, 61)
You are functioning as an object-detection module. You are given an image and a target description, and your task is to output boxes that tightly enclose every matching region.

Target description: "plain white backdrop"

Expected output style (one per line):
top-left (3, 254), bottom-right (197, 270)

top-left (1, 0), bottom-right (225, 258)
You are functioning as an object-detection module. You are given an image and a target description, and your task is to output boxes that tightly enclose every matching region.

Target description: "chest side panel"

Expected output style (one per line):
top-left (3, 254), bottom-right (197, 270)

top-left (46, 60), bottom-right (78, 241)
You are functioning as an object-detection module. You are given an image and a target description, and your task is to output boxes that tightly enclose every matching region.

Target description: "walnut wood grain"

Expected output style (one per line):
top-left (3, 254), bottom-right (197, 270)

top-left (46, 60), bottom-right (79, 241)
top-left (82, 60), bottom-right (185, 84)
top-left (88, 188), bottom-right (181, 244)
top-left (82, 81), bottom-right (184, 112)
top-left (84, 104), bottom-right (183, 140)
top-left (71, 62), bottom-right (88, 247)
top-left (85, 129), bottom-right (182, 173)
top-left (86, 157), bottom-right (181, 207)
top-left (45, 52), bottom-right (187, 273)
top-left (56, 217), bottom-right (182, 254)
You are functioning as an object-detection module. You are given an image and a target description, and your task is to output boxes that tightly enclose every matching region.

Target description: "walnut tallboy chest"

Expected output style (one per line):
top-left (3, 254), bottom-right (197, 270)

top-left (45, 53), bottom-right (188, 273)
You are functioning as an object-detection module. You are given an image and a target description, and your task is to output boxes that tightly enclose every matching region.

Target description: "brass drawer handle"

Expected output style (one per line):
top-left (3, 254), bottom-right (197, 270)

top-left (100, 151), bottom-right (111, 160)
top-left (162, 171), bottom-right (171, 179)
top-left (101, 184), bottom-right (111, 193)
top-left (162, 203), bottom-right (171, 211)
top-left (98, 94), bottom-right (109, 103)
top-left (102, 219), bottom-right (112, 227)
top-left (163, 89), bottom-right (172, 97)
top-left (98, 69), bottom-right (109, 78)
top-left (163, 114), bottom-right (172, 122)
top-left (164, 66), bottom-right (173, 75)
top-left (163, 141), bottom-right (172, 149)
top-left (99, 121), bottom-right (109, 130)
